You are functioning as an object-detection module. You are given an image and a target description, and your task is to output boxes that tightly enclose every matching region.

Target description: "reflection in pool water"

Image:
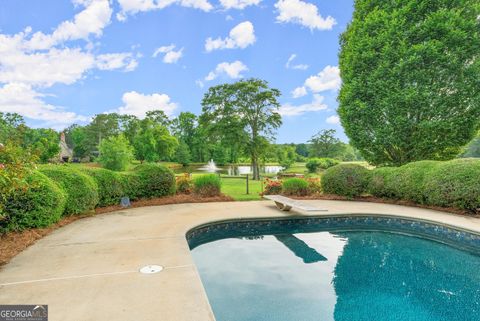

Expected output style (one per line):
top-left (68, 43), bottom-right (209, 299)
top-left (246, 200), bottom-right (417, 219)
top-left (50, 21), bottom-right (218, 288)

top-left (191, 231), bottom-right (480, 321)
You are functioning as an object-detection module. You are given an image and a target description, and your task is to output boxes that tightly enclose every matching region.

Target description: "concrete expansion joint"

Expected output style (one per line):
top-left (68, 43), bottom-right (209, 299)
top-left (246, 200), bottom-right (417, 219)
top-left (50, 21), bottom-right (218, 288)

top-left (46, 235), bottom-right (186, 247)
top-left (0, 263), bottom-right (195, 287)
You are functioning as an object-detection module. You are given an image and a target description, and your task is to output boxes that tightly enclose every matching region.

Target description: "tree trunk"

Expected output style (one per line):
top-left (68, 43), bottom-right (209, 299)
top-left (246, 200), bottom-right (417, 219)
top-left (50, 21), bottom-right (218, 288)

top-left (251, 155), bottom-right (260, 180)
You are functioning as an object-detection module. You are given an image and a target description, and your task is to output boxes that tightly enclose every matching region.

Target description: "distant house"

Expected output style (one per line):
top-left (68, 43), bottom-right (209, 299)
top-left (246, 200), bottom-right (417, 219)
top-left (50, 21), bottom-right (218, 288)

top-left (59, 132), bottom-right (73, 162)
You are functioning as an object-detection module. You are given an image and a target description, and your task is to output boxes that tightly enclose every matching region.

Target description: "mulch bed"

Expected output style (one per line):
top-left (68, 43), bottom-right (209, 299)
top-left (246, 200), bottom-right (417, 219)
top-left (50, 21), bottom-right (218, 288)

top-left (0, 194), bottom-right (233, 267)
top-left (1, 193), bottom-right (478, 267)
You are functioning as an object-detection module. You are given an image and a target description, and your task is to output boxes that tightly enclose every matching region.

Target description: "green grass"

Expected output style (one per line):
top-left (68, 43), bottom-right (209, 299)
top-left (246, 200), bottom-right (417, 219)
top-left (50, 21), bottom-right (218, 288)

top-left (282, 162), bottom-right (308, 174)
top-left (185, 173), bottom-right (263, 201)
top-left (220, 177), bottom-right (264, 201)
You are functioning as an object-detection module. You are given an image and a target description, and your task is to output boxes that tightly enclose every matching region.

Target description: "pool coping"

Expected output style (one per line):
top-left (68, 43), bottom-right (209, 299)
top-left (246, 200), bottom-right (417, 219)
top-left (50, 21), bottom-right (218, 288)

top-left (1, 200), bottom-right (480, 321)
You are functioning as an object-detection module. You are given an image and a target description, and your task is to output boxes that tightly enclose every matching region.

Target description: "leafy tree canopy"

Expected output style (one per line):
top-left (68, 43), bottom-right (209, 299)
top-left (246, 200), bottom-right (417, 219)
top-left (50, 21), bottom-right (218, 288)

top-left (98, 135), bottom-right (134, 171)
top-left (339, 0), bottom-right (480, 166)
top-left (201, 78), bottom-right (282, 179)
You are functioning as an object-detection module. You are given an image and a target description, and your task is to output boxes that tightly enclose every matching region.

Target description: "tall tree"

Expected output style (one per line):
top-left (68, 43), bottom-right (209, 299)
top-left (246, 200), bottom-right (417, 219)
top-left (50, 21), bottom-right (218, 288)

top-left (86, 113), bottom-right (122, 147)
top-left (98, 135), bottom-right (134, 171)
top-left (338, 0), bottom-right (480, 166)
top-left (201, 79), bottom-right (282, 179)
top-left (309, 129), bottom-right (344, 158)
top-left (132, 118), bottom-right (178, 162)
top-left (65, 125), bottom-right (93, 159)
top-left (22, 128), bottom-right (60, 163)
top-left (0, 112), bottom-right (25, 144)
top-left (171, 112), bottom-right (197, 148)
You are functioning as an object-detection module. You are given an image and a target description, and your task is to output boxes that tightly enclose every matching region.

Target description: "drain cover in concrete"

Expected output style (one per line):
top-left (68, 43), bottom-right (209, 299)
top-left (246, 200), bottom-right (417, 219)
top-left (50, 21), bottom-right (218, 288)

top-left (139, 265), bottom-right (164, 274)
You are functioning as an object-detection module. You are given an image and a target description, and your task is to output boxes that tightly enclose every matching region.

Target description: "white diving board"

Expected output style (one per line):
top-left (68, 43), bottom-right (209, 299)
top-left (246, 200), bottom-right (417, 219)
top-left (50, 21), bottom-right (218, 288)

top-left (263, 195), bottom-right (328, 212)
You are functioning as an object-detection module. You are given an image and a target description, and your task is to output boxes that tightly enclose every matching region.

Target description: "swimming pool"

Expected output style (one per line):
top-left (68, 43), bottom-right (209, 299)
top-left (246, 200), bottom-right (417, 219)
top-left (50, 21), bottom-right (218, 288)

top-left (188, 216), bottom-right (480, 321)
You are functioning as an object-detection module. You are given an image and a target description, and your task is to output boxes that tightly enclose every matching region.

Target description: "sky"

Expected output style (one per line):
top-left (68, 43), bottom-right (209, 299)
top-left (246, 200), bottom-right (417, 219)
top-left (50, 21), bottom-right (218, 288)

top-left (0, 0), bottom-right (354, 143)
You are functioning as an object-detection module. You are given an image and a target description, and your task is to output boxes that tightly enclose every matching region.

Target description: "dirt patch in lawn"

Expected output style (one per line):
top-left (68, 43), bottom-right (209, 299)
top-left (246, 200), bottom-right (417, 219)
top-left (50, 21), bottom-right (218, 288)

top-left (0, 194), bottom-right (233, 267)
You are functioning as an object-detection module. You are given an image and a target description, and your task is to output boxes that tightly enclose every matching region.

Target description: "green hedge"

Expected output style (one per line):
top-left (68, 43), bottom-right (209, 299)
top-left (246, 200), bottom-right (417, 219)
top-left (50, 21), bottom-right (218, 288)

top-left (40, 166), bottom-right (99, 215)
top-left (306, 158), bottom-right (340, 173)
top-left (134, 163), bottom-right (176, 198)
top-left (118, 172), bottom-right (142, 201)
top-left (321, 164), bottom-right (370, 198)
top-left (193, 174), bottom-right (221, 197)
top-left (282, 178), bottom-right (309, 196)
top-left (392, 161), bottom-right (439, 203)
top-left (369, 159), bottom-right (480, 211)
top-left (423, 159), bottom-right (480, 211)
top-left (81, 167), bottom-right (124, 207)
top-left (368, 167), bottom-right (398, 199)
top-left (1, 172), bottom-right (66, 232)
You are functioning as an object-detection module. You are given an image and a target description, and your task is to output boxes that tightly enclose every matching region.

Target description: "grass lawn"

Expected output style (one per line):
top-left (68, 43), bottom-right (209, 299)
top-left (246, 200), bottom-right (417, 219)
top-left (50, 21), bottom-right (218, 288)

top-left (220, 177), bottom-right (264, 201)
top-left (283, 162), bottom-right (308, 174)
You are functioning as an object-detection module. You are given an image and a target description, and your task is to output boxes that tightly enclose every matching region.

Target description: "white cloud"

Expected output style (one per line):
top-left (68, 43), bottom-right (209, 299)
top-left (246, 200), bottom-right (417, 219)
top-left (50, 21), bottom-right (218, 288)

top-left (326, 115), bottom-right (340, 124)
top-left (26, 0), bottom-right (112, 50)
top-left (274, 0), bottom-right (336, 31)
top-left (0, 47), bottom-right (95, 87)
top-left (0, 83), bottom-right (87, 129)
top-left (291, 86), bottom-right (307, 98)
top-left (285, 53), bottom-right (308, 70)
top-left (114, 91), bottom-right (178, 118)
top-left (96, 53), bottom-right (138, 71)
top-left (152, 44), bottom-right (184, 64)
top-left (304, 65), bottom-right (341, 92)
top-left (220, 0), bottom-right (261, 10)
top-left (116, 0), bottom-right (213, 20)
top-left (0, 0), bottom-right (138, 128)
top-left (279, 94), bottom-right (327, 116)
top-left (205, 61), bottom-right (248, 81)
top-left (205, 21), bottom-right (256, 52)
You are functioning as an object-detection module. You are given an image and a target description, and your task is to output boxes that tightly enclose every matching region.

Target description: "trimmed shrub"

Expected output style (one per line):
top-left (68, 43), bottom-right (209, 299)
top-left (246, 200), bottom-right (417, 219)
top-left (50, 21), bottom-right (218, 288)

top-left (263, 178), bottom-right (282, 195)
top-left (82, 167), bottom-right (124, 207)
top-left (176, 174), bottom-right (193, 194)
top-left (282, 178), bottom-right (309, 196)
top-left (369, 161), bottom-right (441, 203)
top-left (306, 177), bottom-right (322, 195)
top-left (40, 166), bottom-right (99, 215)
top-left (306, 158), bottom-right (340, 173)
top-left (322, 164), bottom-right (370, 198)
top-left (394, 161), bottom-right (440, 203)
top-left (193, 174), bottom-right (221, 197)
top-left (368, 167), bottom-right (398, 199)
top-left (2, 172), bottom-right (66, 232)
top-left (134, 163), bottom-right (176, 198)
top-left (118, 172), bottom-right (142, 201)
top-left (424, 159), bottom-right (480, 211)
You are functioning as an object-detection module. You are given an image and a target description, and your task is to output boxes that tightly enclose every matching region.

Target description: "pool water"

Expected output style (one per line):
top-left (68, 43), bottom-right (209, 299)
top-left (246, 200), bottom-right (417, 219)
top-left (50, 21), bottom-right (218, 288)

top-left (191, 231), bottom-right (480, 321)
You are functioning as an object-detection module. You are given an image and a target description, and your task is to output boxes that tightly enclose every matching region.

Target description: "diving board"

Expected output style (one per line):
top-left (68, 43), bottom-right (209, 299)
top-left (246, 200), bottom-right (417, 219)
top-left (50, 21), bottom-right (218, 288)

top-left (263, 195), bottom-right (328, 212)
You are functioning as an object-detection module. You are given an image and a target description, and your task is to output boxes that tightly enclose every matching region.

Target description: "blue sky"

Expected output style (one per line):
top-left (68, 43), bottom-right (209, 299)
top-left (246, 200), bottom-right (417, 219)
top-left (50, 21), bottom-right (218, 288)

top-left (0, 0), bottom-right (354, 143)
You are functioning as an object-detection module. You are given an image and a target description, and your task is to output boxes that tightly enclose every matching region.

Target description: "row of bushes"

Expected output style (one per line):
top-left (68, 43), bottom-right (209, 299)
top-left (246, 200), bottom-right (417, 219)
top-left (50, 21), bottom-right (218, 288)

top-left (305, 158), bottom-right (340, 173)
top-left (175, 173), bottom-right (222, 197)
top-left (263, 177), bottom-right (322, 197)
top-left (1, 165), bottom-right (222, 232)
top-left (321, 160), bottom-right (480, 211)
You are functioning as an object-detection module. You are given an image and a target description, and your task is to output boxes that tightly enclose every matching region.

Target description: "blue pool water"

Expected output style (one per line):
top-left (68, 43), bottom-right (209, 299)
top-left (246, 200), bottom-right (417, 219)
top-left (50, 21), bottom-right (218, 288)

top-left (191, 230), bottom-right (480, 321)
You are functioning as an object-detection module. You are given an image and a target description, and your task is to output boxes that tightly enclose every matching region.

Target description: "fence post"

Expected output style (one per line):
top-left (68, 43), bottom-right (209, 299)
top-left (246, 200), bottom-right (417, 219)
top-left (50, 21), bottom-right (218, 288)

top-left (246, 174), bottom-right (249, 195)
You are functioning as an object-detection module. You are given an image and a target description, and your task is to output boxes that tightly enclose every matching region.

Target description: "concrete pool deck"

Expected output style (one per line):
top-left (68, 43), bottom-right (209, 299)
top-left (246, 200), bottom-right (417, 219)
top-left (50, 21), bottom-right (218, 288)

top-left (1, 200), bottom-right (480, 321)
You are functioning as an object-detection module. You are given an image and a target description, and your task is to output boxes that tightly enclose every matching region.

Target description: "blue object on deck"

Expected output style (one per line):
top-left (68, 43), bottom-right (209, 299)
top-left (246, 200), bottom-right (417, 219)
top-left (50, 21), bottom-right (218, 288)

top-left (120, 197), bottom-right (131, 208)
